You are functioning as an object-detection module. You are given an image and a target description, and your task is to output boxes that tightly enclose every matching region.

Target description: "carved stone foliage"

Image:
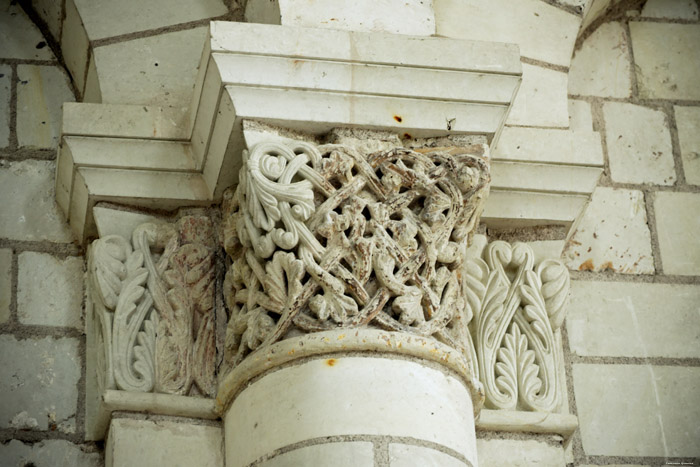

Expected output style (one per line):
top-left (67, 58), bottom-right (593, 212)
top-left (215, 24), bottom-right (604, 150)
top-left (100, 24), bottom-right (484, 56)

top-left (221, 141), bottom-right (490, 371)
top-left (88, 216), bottom-right (218, 398)
top-left (464, 241), bottom-right (570, 412)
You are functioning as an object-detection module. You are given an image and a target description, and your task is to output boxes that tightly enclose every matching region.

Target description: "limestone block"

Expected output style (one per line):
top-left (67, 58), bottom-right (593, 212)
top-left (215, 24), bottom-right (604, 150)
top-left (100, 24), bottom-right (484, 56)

top-left (654, 192), bottom-right (700, 276)
top-left (106, 418), bottom-right (223, 467)
top-left (568, 100), bottom-right (593, 131)
top-left (0, 249), bottom-right (10, 324)
top-left (567, 281), bottom-right (700, 358)
top-left (476, 439), bottom-right (566, 467)
top-left (259, 442), bottom-right (375, 467)
top-left (434, 0), bottom-right (580, 67)
top-left (17, 252), bottom-right (84, 328)
top-left (563, 187), bottom-right (654, 274)
top-left (569, 22), bottom-right (632, 98)
top-left (675, 105), bottom-right (700, 185)
top-left (245, 0), bottom-right (435, 36)
top-left (93, 27), bottom-right (207, 107)
top-left (29, 0), bottom-right (63, 42)
top-left (494, 127), bottom-right (604, 167)
top-left (61, 0), bottom-right (89, 94)
top-left (17, 65), bottom-right (76, 149)
top-left (573, 364), bottom-right (700, 457)
top-left (225, 357), bottom-right (477, 467)
top-left (0, 439), bottom-right (101, 467)
top-left (603, 102), bottom-right (675, 185)
top-left (641, 0), bottom-right (698, 20)
top-left (0, 335), bottom-right (80, 432)
top-left (389, 444), bottom-right (467, 467)
top-left (93, 205), bottom-right (164, 239)
top-left (0, 65), bottom-right (10, 148)
top-left (506, 63), bottom-right (569, 128)
top-left (0, 1), bottom-right (55, 60)
top-left (630, 22), bottom-right (700, 100)
top-left (0, 160), bottom-right (73, 242)
top-left (74, 0), bottom-right (226, 41)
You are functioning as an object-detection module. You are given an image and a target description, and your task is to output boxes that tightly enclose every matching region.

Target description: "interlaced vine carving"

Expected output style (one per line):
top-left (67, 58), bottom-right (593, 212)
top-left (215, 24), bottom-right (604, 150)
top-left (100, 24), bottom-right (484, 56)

top-left (89, 216), bottom-right (218, 398)
top-left (222, 141), bottom-right (490, 371)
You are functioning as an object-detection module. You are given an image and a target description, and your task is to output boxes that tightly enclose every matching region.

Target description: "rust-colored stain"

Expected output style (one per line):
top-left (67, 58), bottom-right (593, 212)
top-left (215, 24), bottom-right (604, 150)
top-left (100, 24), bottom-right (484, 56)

top-left (326, 358), bottom-right (337, 367)
top-left (394, 115), bottom-right (403, 123)
top-left (600, 261), bottom-right (614, 271)
top-left (403, 133), bottom-right (412, 139)
top-left (578, 259), bottom-right (594, 271)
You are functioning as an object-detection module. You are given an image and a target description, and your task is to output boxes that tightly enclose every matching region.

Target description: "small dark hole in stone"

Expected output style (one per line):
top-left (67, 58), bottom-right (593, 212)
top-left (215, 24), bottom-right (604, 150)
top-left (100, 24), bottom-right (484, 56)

top-left (35, 41), bottom-right (46, 49)
top-left (394, 115), bottom-right (403, 123)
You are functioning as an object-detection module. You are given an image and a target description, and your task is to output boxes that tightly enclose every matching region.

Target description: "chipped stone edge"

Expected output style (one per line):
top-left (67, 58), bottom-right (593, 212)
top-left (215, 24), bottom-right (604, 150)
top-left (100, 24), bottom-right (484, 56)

top-left (215, 329), bottom-right (485, 417)
top-left (476, 409), bottom-right (578, 446)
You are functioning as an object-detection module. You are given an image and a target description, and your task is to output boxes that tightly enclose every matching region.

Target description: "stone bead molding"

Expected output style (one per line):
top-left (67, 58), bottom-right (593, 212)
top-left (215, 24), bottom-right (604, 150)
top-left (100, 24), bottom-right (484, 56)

top-left (221, 140), bottom-right (490, 377)
top-left (56, 21), bottom-right (527, 243)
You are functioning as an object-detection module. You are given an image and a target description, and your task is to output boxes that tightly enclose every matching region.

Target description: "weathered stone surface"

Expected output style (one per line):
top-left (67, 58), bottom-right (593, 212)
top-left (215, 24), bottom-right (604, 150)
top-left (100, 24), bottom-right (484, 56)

top-left (29, 0), bottom-right (63, 41)
top-left (0, 64), bottom-right (10, 148)
top-left (569, 22), bottom-right (632, 98)
top-left (18, 252), bottom-right (84, 328)
top-left (0, 335), bottom-right (80, 432)
top-left (675, 105), bottom-right (700, 185)
top-left (573, 364), bottom-right (700, 457)
top-left (390, 444), bottom-right (466, 467)
top-left (563, 187), bottom-right (654, 274)
top-left (260, 442), bottom-right (375, 467)
top-left (0, 1), bottom-right (55, 60)
top-left (507, 63), bottom-right (568, 128)
top-left (0, 160), bottom-right (73, 242)
top-left (106, 418), bottom-right (222, 467)
top-left (630, 22), bottom-right (700, 100)
top-left (74, 0), bottom-right (226, 40)
top-left (94, 27), bottom-right (207, 108)
top-left (246, 0), bottom-right (436, 36)
top-left (603, 102), bottom-right (675, 185)
top-left (567, 281), bottom-right (700, 358)
top-left (17, 65), bottom-right (76, 149)
top-left (435, 0), bottom-right (580, 67)
top-left (0, 249), bottom-right (11, 324)
top-left (641, 0), bottom-right (698, 20)
top-left (654, 192), bottom-right (700, 276)
top-left (476, 438), bottom-right (566, 466)
top-left (568, 99), bottom-right (593, 131)
top-left (0, 439), bottom-right (101, 467)
top-left (61, 0), bottom-right (89, 93)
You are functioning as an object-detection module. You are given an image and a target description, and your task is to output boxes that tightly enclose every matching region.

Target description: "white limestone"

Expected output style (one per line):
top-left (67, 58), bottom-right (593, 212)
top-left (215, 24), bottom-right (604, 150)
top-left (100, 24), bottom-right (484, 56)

top-left (494, 127), bottom-right (604, 167)
top-left (434, 0), bottom-right (580, 67)
top-left (563, 187), bottom-right (654, 274)
top-left (17, 252), bottom-right (84, 329)
top-left (506, 64), bottom-right (569, 128)
top-left (94, 27), bottom-right (208, 107)
top-left (630, 22), bottom-right (700, 100)
top-left (0, 439), bottom-right (101, 467)
top-left (17, 65), bottom-right (75, 149)
top-left (568, 100), bottom-right (593, 132)
top-left (573, 364), bottom-right (700, 457)
top-left (476, 439), bottom-right (566, 467)
top-left (641, 0), bottom-right (698, 20)
top-left (0, 249), bottom-right (10, 324)
top-left (567, 281), bottom-right (700, 358)
top-left (0, 65), bottom-right (10, 148)
top-left (260, 442), bottom-right (375, 467)
top-left (29, 0), bottom-right (63, 41)
top-left (0, 160), bottom-right (73, 242)
top-left (603, 102), bottom-right (675, 185)
top-left (0, 1), bottom-right (55, 60)
top-left (93, 205), bottom-right (164, 239)
top-left (389, 444), bottom-right (466, 467)
top-left (675, 105), bottom-right (700, 185)
top-left (225, 357), bottom-right (477, 467)
top-left (654, 192), bottom-right (700, 276)
top-left (106, 418), bottom-right (224, 467)
top-left (569, 22), bottom-right (632, 98)
top-left (61, 0), bottom-right (89, 94)
top-left (73, 0), bottom-right (226, 40)
top-left (0, 335), bottom-right (81, 432)
top-left (246, 0), bottom-right (436, 36)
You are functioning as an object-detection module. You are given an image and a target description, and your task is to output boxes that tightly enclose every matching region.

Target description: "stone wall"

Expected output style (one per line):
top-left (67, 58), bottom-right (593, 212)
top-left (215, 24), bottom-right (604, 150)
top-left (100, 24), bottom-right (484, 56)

top-left (1, 0), bottom-right (698, 466)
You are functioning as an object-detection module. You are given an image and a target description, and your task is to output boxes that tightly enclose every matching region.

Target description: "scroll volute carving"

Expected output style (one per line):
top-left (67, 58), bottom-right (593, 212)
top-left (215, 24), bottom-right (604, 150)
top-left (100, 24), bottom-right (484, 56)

top-left (89, 215), bottom-right (218, 398)
top-left (221, 141), bottom-right (490, 373)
